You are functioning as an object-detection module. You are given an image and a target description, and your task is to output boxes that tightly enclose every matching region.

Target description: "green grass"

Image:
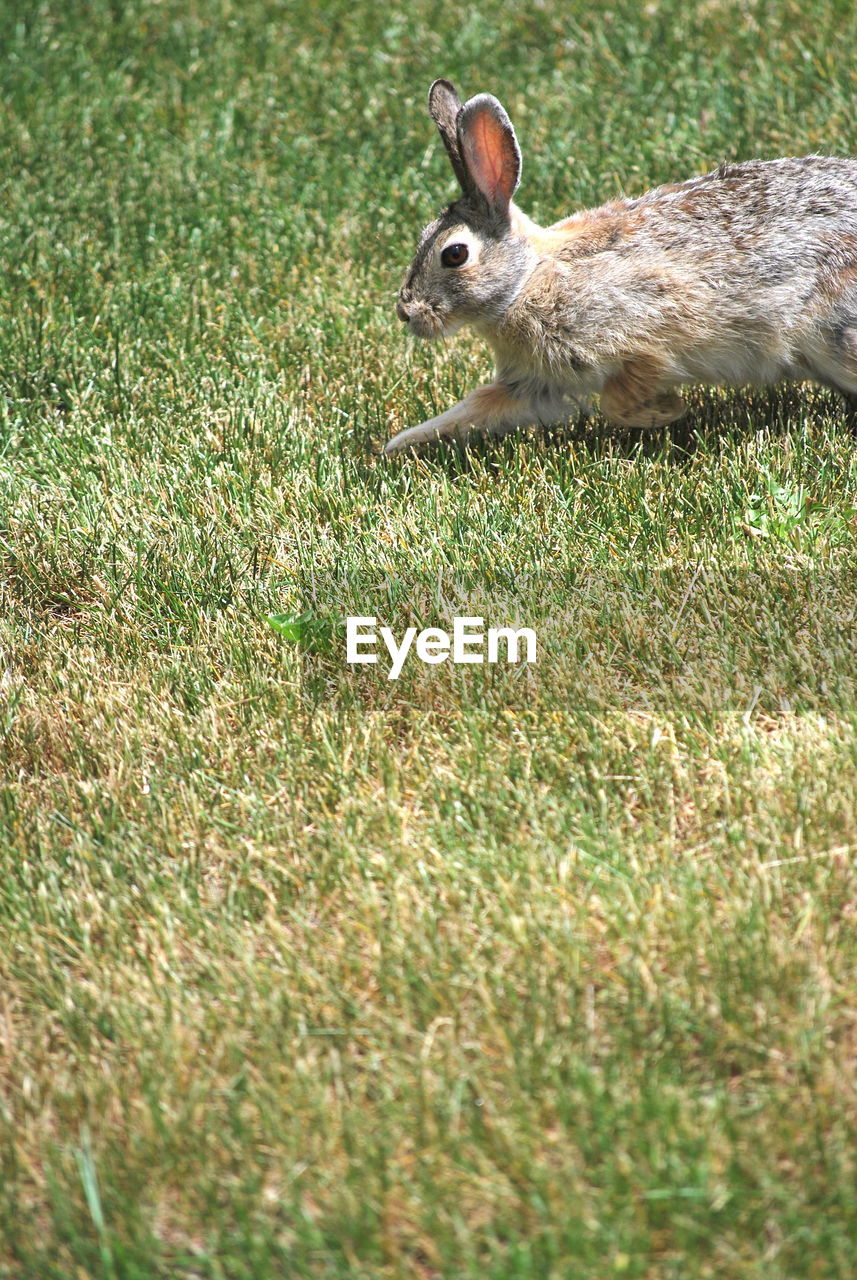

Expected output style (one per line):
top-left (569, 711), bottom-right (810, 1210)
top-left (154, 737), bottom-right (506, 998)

top-left (1, 2), bottom-right (856, 1276)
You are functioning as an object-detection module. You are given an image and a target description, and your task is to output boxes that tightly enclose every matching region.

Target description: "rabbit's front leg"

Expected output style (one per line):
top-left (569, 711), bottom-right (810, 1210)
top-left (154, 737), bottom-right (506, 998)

top-left (384, 382), bottom-right (539, 454)
top-left (600, 358), bottom-right (686, 429)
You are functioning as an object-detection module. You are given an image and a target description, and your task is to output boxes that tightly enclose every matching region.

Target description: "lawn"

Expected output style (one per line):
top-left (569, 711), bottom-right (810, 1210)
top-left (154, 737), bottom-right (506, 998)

top-left (1, 1), bottom-right (855, 1277)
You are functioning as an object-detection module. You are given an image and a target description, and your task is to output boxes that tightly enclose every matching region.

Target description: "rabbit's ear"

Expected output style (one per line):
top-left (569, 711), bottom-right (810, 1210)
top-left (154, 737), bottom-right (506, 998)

top-left (457, 94), bottom-right (521, 214)
top-left (428, 79), bottom-right (472, 194)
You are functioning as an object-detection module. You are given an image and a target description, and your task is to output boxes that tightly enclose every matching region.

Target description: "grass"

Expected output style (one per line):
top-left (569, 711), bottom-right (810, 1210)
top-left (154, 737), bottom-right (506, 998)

top-left (1, 1), bottom-right (856, 1276)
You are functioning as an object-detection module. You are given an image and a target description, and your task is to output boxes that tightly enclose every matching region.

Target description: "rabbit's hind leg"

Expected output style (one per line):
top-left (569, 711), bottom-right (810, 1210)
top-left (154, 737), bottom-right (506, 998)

top-left (803, 316), bottom-right (857, 427)
top-left (824, 323), bottom-right (857, 392)
top-left (600, 357), bottom-right (686, 429)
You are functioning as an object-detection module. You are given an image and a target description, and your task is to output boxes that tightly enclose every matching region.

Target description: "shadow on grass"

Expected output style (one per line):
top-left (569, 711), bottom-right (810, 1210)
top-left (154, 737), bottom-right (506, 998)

top-left (369, 383), bottom-right (853, 475)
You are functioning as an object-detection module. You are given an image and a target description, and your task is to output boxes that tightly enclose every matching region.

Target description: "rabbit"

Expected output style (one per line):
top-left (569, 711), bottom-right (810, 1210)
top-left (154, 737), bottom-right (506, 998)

top-left (384, 78), bottom-right (857, 454)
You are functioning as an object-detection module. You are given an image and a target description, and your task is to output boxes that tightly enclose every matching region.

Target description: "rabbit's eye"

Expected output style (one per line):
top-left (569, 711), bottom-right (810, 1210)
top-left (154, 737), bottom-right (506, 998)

top-left (441, 243), bottom-right (469, 268)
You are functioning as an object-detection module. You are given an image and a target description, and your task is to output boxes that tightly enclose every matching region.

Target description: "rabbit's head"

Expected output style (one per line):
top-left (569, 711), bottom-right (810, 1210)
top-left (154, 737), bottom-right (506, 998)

top-left (397, 81), bottom-right (534, 340)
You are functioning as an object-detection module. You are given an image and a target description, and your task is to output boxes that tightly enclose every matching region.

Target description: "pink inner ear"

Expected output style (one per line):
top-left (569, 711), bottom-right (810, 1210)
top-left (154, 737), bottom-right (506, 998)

top-left (464, 108), bottom-right (516, 205)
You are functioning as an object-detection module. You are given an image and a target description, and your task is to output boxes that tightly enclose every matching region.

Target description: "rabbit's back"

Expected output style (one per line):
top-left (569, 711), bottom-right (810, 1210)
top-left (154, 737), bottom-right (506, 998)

top-left (557, 156), bottom-right (857, 265)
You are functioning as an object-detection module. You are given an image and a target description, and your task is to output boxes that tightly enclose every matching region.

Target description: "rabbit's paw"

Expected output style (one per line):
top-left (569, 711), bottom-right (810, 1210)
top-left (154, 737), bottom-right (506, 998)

top-left (600, 360), bottom-right (686, 429)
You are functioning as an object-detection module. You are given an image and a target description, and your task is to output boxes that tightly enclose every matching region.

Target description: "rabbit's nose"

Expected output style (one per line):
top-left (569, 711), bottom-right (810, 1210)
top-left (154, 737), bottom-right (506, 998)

top-left (396, 297), bottom-right (412, 323)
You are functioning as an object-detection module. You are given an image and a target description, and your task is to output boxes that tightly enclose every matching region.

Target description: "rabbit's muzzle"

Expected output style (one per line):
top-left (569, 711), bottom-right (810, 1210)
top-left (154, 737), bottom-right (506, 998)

top-left (397, 289), bottom-right (446, 339)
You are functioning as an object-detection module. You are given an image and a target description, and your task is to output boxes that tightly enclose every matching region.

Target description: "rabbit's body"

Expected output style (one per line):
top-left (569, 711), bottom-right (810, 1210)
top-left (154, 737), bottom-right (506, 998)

top-left (385, 81), bottom-right (857, 454)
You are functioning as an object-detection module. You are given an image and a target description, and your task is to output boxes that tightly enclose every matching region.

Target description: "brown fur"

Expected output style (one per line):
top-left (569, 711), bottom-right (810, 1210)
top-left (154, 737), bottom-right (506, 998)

top-left (600, 359), bottom-right (686, 428)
